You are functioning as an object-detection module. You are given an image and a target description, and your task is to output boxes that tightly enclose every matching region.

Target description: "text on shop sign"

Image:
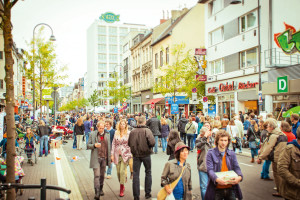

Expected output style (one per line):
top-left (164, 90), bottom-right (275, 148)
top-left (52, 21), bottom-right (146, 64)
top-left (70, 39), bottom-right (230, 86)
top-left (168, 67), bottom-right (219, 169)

top-left (208, 81), bottom-right (258, 93)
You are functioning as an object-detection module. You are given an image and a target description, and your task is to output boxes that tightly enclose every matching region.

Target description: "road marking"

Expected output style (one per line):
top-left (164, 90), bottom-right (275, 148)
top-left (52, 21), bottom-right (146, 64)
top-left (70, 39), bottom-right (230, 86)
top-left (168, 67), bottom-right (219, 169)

top-left (54, 149), bottom-right (68, 199)
top-left (240, 163), bottom-right (253, 167)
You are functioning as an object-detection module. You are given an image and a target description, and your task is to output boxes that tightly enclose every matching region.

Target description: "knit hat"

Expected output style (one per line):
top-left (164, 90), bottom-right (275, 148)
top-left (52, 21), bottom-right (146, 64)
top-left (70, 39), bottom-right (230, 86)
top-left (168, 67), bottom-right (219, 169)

top-left (174, 142), bottom-right (190, 154)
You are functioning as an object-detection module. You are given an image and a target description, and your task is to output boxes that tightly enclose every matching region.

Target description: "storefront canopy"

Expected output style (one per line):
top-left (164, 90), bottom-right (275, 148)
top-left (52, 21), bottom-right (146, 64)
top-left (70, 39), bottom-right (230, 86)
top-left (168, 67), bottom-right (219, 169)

top-left (144, 98), bottom-right (164, 105)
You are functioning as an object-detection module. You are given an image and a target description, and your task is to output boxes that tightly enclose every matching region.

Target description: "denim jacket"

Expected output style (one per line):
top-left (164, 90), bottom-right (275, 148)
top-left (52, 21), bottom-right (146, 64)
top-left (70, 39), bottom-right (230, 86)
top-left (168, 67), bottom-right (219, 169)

top-left (205, 147), bottom-right (243, 200)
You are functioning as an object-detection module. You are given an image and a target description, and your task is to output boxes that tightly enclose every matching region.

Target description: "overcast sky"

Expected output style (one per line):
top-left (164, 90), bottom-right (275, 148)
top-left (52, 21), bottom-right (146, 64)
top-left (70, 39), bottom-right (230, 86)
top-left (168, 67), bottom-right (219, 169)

top-left (12, 0), bottom-right (198, 84)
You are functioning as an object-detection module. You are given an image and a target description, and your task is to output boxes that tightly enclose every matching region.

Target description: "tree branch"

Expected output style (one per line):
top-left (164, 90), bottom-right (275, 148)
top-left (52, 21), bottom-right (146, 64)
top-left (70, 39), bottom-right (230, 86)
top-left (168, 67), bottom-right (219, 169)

top-left (10, 0), bottom-right (19, 9)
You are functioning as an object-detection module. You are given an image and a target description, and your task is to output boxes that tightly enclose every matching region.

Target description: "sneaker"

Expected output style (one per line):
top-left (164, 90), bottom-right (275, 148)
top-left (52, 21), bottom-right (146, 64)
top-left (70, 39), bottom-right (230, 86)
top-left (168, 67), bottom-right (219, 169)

top-left (145, 193), bottom-right (151, 199)
top-left (106, 175), bottom-right (112, 179)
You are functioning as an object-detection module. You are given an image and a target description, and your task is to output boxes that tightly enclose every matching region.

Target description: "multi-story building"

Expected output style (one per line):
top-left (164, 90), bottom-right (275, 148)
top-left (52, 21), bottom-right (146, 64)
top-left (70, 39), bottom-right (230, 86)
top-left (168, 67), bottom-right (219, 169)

top-left (198, 0), bottom-right (300, 118)
top-left (86, 14), bottom-right (148, 111)
top-left (59, 86), bottom-right (74, 99)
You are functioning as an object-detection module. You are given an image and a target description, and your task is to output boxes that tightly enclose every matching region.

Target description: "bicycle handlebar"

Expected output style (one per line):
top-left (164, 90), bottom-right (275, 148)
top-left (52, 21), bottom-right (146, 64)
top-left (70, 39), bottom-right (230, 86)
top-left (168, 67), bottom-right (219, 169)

top-left (0, 183), bottom-right (71, 194)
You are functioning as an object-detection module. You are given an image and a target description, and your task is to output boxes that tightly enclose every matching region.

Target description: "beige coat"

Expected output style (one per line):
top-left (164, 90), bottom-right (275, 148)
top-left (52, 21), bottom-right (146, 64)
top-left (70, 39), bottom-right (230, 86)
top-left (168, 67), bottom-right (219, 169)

top-left (185, 122), bottom-right (196, 134)
top-left (161, 160), bottom-right (192, 200)
top-left (278, 144), bottom-right (300, 200)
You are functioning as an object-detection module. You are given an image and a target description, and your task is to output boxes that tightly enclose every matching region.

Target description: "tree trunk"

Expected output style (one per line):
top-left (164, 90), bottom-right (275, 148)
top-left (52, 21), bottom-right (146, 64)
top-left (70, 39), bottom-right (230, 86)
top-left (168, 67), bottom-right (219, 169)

top-left (3, 1), bottom-right (17, 199)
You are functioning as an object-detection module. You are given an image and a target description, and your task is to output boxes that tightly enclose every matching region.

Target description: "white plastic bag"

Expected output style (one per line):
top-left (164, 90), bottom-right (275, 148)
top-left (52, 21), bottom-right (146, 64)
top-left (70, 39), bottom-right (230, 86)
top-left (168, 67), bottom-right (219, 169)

top-left (165, 193), bottom-right (175, 200)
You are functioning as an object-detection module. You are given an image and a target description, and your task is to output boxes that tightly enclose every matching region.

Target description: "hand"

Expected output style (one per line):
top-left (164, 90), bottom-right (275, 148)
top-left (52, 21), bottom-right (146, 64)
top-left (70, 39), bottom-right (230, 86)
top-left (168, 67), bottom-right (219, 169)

top-left (228, 176), bottom-right (242, 185)
top-left (258, 150), bottom-right (260, 154)
top-left (164, 185), bottom-right (172, 195)
top-left (204, 130), bottom-right (211, 137)
top-left (216, 177), bottom-right (227, 185)
top-left (95, 143), bottom-right (101, 148)
top-left (111, 155), bottom-right (114, 162)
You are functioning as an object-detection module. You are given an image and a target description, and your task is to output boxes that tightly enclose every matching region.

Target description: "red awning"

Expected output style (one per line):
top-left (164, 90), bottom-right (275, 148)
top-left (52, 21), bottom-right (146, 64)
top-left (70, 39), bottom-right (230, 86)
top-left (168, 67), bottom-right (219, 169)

top-left (144, 98), bottom-right (164, 105)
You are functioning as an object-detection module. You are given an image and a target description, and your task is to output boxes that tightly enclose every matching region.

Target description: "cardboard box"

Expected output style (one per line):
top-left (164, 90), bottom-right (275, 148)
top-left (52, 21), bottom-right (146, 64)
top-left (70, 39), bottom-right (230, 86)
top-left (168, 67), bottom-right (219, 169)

top-left (215, 170), bottom-right (238, 184)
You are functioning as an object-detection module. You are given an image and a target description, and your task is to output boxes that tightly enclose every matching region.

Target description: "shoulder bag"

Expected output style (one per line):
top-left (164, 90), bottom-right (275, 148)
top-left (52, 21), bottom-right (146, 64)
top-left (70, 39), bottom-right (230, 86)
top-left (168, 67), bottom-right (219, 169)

top-left (157, 166), bottom-right (185, 200)
top-left (230, 126), bottom-right (236, 143)
top-left (250, 127), bottom-right (260, 147)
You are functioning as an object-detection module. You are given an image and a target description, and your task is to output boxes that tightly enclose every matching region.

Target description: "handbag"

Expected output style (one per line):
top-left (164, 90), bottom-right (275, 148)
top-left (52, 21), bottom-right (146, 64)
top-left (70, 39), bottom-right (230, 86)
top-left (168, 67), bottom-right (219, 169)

top-left (250, 127), bottom-right (260, 147)
top-left (229, 127), bottom-right (236, 143)
top-left (157, 166), bottom-right (185, 200)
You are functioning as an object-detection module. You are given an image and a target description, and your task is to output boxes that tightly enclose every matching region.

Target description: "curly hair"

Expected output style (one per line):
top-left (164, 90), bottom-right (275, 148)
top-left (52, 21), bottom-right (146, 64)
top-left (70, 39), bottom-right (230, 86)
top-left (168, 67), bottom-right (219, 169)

top-left (215, 129), bottom-right (231, 148)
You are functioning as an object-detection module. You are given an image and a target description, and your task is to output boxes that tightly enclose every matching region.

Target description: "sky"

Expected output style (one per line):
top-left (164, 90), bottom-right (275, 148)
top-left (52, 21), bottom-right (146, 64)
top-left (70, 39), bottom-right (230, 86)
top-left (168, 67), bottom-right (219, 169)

top-left (11, 0), bottom-right (199, 85)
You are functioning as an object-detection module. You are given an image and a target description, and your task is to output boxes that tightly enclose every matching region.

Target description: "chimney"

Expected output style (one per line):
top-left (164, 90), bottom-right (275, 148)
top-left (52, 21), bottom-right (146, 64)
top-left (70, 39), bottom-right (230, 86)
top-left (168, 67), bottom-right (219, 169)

top-left (160, 10), bottom-right (167, 24)
top-left (171, 8), bottom-right (189, 21)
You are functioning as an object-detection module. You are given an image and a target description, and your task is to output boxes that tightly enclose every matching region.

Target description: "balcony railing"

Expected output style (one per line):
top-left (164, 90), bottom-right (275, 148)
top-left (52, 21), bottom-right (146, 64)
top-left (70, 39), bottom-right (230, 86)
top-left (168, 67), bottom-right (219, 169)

top-left (264, 48), bottom-right (300, 68)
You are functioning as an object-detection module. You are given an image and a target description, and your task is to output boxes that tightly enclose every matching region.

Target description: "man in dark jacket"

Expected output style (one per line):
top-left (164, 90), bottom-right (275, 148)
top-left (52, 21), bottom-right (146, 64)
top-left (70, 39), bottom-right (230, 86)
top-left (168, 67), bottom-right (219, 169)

top-left (146, 113), bottom-right (161, 154)
top-left (128, 116), bottom-right (155, 200)
top-left (178, 114), bottom-right (188, 144)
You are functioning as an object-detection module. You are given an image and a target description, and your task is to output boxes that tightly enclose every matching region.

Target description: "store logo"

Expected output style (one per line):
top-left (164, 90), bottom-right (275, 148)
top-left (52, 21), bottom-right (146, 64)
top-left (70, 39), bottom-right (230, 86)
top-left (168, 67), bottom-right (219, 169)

top-left (100, 12), bottom-right (120, 23)
top-left (274, 22), bottom-right (300, 54)
top-left (277, 76), bottom-right (288, 93)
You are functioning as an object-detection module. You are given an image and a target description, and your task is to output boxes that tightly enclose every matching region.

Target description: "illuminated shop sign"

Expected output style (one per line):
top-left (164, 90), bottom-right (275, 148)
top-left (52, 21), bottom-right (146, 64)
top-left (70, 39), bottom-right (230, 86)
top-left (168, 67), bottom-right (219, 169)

top-left (208, 81), bottom-right (258, 93)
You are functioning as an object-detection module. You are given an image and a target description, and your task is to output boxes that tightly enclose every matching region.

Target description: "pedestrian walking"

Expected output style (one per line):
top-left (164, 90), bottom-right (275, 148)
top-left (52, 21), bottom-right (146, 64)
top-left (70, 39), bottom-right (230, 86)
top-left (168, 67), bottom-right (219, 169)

top-left (205, 130), bottom-right (243, 200)
top-left (128, 116), bottom-right (155, 200)
top-left (84, 116), bottom-right (92, 149)
top-left (74, 117), bottom-right (84, 150)
top-left (258, 118), bottom-right (288, 198)
top-left (160, 142), bottom-right (192, 200)
top-left (111, 119), bottom-right (132, 197)
top-left (247, 120), bottom-right (260, 163)
top-left (87, 121), bottom-right (111, 200)
top-left (37, 120), bottom-right (50, 157)
top-left (192, 117), bottom-right (198, 151)
top-left (185, 116), bottom-right (196, 152)
top-left (221, 114), bottom-right (229, 130)
top-left (280, 121), bottom-right (296, 142)
top-left (146, 113), bottom-right (161, 154)
top-left (166, 129), bottom-right (181, 161)
top-left (234, 116), bottom-right (244, 153)
top-left (291, 114), bottom-right (299, 138)
top-left (105, 119), bottom-right (115, 179)
top-left (277, 127), bottom-right (300, 200)
top-left (160, 118), bottom-right (170, 153)
top-left (226, 119), bottom-right (241, 153)
top-left (178, 114), bottom-right (188, 144)
top-left (195, 127), bottom-right (213, 199)
top-left (259, 121), bottom-right (272, 180)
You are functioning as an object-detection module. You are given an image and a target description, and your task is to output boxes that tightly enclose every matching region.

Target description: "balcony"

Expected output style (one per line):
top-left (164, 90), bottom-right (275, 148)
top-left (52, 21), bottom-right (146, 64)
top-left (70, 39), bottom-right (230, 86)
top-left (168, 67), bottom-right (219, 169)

top-left (142, 61), bottom-right (152, 72)
top-left (264, 48), bottom-right (300, 68)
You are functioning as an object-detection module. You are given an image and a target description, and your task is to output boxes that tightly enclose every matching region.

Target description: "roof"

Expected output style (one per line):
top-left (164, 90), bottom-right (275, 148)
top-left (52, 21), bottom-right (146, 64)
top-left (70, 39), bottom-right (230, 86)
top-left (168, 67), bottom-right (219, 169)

top-left (151, 10), bottom-right (190, 46)
top-left (144, 98), bottom-right (164, 105)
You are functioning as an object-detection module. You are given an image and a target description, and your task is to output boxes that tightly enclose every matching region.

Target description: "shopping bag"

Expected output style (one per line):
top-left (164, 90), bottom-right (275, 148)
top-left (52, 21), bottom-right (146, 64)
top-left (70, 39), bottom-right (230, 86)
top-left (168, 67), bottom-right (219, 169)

top-left (165, 193), bottom-right (175, 200)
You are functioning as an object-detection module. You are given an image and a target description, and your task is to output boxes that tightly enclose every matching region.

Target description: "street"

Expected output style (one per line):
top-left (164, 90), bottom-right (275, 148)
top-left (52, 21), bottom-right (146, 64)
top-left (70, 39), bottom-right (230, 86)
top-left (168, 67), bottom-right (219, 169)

top-left (17, 139), bottom-right (281, 200)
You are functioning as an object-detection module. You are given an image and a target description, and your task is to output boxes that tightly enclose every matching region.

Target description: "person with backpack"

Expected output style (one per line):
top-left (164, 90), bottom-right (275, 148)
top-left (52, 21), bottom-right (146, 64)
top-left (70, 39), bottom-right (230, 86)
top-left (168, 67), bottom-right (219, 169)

top-left (160, 118), bottom-right (170, 153)
top-left (178, 114), bottom-right (188, 144)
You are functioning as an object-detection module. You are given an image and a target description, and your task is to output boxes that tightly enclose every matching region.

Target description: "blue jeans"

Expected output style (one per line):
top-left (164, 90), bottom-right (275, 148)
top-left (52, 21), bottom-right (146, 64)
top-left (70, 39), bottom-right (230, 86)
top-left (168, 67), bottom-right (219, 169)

top-left (261, 160), bottom-right (271, 179)
top-left (249, 141), bottom-right (258, 158)
top-left (199, 171), bottom-right (208, 199)
top-left (107, 163), bottom-right (112, 175)
top-left (85, 131), bottom-right (90, 146)
top-left (73, 132), bottom-right (77, 149)
top-left (161, 137), bottom-right (167, 152)
top-left (40, 135), bottom-right (49, 156)
top-left (192, 134), bottom-right (197, 150)
top-left (186, 134), bottom-right (194, 151)
top-left (154, 136), bottom-right (158, 153)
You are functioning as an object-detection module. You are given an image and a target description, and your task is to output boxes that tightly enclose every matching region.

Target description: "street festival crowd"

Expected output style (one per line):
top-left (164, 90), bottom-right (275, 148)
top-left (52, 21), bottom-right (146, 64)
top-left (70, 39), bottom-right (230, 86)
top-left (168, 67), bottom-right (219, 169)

top-left (0, 110), bottom-right (300, 200)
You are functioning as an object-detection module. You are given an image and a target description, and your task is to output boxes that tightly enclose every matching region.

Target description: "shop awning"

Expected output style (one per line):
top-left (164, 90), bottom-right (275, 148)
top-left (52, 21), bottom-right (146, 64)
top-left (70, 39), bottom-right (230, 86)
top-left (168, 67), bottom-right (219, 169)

top-left (144, 98), bottom-right (164, 105)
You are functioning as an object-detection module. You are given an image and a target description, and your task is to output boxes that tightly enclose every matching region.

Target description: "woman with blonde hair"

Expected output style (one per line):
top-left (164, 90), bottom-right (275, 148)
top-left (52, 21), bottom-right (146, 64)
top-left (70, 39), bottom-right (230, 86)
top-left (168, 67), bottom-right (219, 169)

top-left (111, 119), bottom-right (132, 197)
top-left (160, 118), bottom-right (170, 152)
top-left (74, 117), bottom-right (84, 150)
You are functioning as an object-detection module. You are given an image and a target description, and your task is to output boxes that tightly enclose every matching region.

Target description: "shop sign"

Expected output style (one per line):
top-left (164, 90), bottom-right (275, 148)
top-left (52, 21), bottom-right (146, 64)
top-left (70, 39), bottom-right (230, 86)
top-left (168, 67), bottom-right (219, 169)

top-left (100, 12), bottom-right (120, 23)
top-left (208, 87), bottom-right (217, 93)
top-left (196, 75), bottom-right (207, 81)
top-left (171, 104), bottom-right (179, 114)
top-left (238, 81), bottom-right (258, 89)
top-left (165, 96), bottom-right (189, 105)
top-left (277, 76), bottom-right (288, 93)
top-left (195, 48), bottom-right (206, 55)
top-left (219, 82), bottom-right (235, 92)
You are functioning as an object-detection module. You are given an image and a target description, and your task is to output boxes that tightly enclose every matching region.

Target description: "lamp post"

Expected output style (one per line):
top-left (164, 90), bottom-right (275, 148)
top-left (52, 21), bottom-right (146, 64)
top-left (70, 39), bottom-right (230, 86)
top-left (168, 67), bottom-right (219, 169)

top-left (32, 23), bottom-right (55, 120)
top-left (231, 0), bottom-right (262, 114)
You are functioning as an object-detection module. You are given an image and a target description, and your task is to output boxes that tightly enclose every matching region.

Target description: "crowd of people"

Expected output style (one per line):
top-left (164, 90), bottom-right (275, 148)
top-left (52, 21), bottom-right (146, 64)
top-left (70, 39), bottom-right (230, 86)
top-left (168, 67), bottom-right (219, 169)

top-left (1, 110), bottom-right (300, 200)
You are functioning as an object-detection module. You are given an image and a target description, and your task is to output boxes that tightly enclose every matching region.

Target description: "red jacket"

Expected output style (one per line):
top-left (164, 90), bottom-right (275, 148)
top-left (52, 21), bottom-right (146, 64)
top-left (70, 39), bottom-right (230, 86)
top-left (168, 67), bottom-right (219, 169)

top-left (283, 131), bottom-right (296, 142)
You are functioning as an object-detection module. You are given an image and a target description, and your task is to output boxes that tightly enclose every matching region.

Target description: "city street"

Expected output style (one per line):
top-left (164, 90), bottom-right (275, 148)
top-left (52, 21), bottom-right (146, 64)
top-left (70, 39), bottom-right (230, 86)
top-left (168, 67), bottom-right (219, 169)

top-left (18, 139), bottom-right (281, 200)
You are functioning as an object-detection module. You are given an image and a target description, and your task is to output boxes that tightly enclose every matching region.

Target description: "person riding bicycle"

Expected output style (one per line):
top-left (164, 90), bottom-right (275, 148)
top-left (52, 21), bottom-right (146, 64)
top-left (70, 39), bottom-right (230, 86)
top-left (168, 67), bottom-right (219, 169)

top-left (0, 132), bottom-right (19, 159)
top-left (24, 127), bottom-right (37, 164)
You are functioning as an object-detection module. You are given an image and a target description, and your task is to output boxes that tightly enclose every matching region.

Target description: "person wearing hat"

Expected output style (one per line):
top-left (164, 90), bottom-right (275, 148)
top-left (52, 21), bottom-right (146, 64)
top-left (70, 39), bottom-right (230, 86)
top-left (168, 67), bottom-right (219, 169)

top-left (161, 141), bottom-right (192, 200)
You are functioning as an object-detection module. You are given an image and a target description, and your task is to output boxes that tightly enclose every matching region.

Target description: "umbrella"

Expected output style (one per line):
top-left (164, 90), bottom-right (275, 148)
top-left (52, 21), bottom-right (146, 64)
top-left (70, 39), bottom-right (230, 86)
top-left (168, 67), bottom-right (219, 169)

top-left (282, 106), bottom-right (300, 118)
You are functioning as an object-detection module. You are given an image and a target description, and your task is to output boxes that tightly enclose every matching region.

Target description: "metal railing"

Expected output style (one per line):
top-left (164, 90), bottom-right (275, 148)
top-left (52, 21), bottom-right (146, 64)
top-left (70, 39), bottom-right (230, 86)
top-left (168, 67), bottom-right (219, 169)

top-left (264, 48), bottom-right (300, 68)
top-left (0, 178), bottom-right (71, 200)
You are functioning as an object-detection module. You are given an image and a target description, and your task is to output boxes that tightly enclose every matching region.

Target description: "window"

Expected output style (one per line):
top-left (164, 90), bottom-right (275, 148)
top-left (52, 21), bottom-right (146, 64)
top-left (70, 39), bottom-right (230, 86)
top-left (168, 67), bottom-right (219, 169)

top-left (210, 59), bottom-right (224, 75)
top-left (98, 63), bottom-right (106, 71)
top-left (130, 28), bottom-right (138, 32)
top-left (98, 44), bottom-right (106, 53)
top-left (123, 43), bottom-right (129, 53)
top-left (109, 36), bottom-right (117, 44)
top-left (109, 54), bottom-right (118, 62)
top-left (109, 45), bottom-right (117, 53)
top-left (160, 51), bottom-right (163, 67)
top-left (98, 26), bottom-right (106, 34)
top-left (166, 47), bottom-right (169, 64)
top-left (98, 54), bottom-right (106, 62)
top-left (109, 63), bottom-right (117, 71)
top-left (155, 53), bottom-right (158, 69)
top-left (240, 10), bottom-right (257, 33)
top-left (109, 27), bottom-right (117, 35)
top-left (240, 48), bottom-right (258, 68)
top-left (209, 0), bottom-right (223, 16)
top-left (210, 27), bottom-right (223, 46)
top-left (0, 79), bottom-right (3, 89)
top-left (98, 35), bottom-right (106, 44)
top-left (99, 73), bottom-right (105, 78)
top-left (0, 51), bottom-right (3, 59)
top-left (120, 27), bottom-right (128, 36)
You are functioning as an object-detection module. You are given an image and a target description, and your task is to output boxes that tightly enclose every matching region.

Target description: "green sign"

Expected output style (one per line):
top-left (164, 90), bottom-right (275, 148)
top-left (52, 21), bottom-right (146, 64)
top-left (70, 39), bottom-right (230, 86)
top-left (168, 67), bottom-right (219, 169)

top-left (43, 88), bottom-right (53, 100)
top-left (277, 76), bottom-right (288, 93)
top-left (100, 12), bottom-right (120, 23)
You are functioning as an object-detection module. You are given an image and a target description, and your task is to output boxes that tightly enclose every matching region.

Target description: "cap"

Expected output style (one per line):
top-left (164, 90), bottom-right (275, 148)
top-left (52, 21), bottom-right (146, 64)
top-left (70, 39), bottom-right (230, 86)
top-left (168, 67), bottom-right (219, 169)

top-left (174, 142), bottom-right (190, 154)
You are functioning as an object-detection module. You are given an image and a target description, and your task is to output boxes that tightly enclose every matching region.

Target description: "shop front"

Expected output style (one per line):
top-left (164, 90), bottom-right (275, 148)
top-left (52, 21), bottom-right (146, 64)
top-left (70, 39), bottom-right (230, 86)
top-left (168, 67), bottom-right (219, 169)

top-left (165, 96), bottom-right (189, 118)
top-left (141, 90), bottom-right (153, 113)
top-left (132, 96), bottom-right (141, 114)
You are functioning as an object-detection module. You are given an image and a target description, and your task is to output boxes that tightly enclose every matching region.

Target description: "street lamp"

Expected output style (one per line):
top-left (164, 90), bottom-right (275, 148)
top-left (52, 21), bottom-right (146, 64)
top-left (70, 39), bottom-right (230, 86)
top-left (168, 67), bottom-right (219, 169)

top-left (231, 0), bottom-right (262, 114)
top-left (32, 23), bottom-right (55, 120)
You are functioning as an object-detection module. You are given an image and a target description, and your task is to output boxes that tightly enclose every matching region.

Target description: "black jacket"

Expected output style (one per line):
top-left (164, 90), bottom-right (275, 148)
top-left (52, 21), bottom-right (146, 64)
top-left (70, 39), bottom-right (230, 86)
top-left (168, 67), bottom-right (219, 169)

top-left (178, 118), bottom-right (188, 133)
top-left (74, 124), bottom-right (84, 135)
top-left (146, 117), bottom-right (161, 136)
top-left (128, 125), bottom-right (155, 157)
top-left (38, 125), bottom-right (51, 137)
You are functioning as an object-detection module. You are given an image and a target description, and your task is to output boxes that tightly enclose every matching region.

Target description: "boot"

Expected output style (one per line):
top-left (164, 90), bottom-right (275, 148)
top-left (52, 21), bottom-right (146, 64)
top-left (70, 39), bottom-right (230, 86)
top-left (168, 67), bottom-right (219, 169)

top-left (99, 185), bottom-right (104, 196)
top-left (119, 184), bottom-right (125, 197)
top-left (94, 189), bottom-right (100, 200)
top-left (251, 158), bottom-right (254, 163)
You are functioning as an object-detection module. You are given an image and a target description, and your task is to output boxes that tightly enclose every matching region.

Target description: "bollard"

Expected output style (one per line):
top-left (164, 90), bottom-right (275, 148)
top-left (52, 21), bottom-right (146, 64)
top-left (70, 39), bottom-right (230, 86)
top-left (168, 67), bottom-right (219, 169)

top-left (40, 178), bottom-right (46, 200)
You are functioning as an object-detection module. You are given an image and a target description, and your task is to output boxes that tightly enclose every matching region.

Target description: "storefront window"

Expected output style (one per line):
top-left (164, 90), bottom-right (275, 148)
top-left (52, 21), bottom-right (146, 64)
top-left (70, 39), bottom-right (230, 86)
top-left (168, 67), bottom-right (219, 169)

top-left (272, 95), bottom-right (300, 120)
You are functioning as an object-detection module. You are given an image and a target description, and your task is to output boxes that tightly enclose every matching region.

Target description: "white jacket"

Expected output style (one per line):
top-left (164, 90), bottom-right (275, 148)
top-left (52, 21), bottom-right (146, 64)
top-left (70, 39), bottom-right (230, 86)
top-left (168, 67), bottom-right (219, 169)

top-left (226, 125), bottom-right (239, 138)
top-left (234, 120), bottom-right (244, 138)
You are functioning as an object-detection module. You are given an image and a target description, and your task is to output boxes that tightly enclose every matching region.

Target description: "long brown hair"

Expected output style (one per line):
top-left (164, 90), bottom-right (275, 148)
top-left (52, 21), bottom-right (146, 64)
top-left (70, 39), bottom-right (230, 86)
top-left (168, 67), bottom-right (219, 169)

top-left (76, 117), bottom-right (84, 126)
top-left (116, 119), bottom-right (128, 138)
top-left (215, 130), bottom-right (231, 148)
top-left (250, 120), bottom-right (259, 132)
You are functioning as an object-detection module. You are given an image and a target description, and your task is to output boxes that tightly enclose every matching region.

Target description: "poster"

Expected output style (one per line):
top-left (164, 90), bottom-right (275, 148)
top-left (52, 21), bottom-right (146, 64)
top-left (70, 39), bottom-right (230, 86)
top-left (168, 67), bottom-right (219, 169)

top-left (208, 104), bottom-right (216, 117)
